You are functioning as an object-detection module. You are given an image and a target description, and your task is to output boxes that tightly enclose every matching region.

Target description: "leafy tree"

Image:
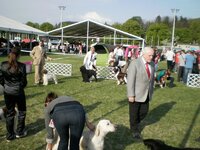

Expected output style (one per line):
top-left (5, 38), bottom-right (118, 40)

top-left (155, 15), bottom-right (161, 23)
top-left (130, 16), bottom-right (144, 27)
top-left (176, 28), bottom-right (192, 44)
top-left (112, 22), bottom-right (122, 30)
top-left (26, 21), bottom-right (40, 29)
top-left (40, 22), bottom-right (54, 32)
top-left (189, 19), bottom-right (200, 44)
top-left (162, 16), bottom-right (170, 27)
top-left (146, 23), bottom-right (170, 46)
top-left (122, 19), bottom-right (143, 36)
top-left (177, 16), bottom-right (189, 28)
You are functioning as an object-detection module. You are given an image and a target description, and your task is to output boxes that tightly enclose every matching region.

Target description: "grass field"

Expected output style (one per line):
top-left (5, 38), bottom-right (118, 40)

top-left (0, 53), bottom-right (200, 150)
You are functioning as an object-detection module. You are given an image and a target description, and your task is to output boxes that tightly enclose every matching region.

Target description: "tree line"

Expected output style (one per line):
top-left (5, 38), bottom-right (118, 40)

top-left (26, 15), bottom-right (200, 46)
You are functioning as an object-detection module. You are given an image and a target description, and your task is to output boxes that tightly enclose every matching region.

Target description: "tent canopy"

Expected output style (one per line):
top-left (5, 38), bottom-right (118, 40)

top-left (48, 19), bottom-right (144, 41)
top-left (48, 19), bottom-right (145, 51)
top-left (0, 15), bottom-right (47, 35)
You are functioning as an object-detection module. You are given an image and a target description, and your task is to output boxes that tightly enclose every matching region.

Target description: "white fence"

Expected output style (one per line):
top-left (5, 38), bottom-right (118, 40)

top-left (96, 66), bottom-right (115, 80)
top-left (44, 63), bottom-right (72, 76)
top-left (187, 73), bottom-right (200, 88)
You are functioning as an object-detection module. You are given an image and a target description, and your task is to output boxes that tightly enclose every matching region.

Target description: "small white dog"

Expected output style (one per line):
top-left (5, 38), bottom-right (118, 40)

top-left (42, 69), bottom-right (58, 86)
top-left (80, 119), bottom-right (116, 150)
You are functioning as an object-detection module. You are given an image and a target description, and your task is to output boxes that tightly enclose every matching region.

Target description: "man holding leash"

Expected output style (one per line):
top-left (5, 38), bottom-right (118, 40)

top-left (30, 40), bottom-right (47, 85)
top-left (81, 44), bottom-right (97, 82)
top-left (127, 47), bottom-right (155, 140)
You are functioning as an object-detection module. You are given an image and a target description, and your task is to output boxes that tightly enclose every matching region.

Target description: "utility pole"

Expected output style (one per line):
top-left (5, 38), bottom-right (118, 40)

top-left (171, 8), bottom-right (179, 51)
top-left (58, 6), bottom-right (66, 46)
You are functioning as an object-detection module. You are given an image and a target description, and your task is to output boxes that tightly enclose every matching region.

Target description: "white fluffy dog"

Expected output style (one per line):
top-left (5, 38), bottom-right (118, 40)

top-left (80, 119), bottom-right (116, 150)
top-left (42, 69), bottom-right (58, 86)
top-left (48, 119), bottom-right (115, 150)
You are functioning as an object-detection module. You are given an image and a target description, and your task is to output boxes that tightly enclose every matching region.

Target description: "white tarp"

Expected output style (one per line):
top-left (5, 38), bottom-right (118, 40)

top-left (0, 15), bottom-right (47, 35)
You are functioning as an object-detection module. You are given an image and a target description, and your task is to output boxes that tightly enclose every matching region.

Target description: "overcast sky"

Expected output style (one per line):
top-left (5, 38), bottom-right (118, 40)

top-left (1, 0), bottom-right (200, 25)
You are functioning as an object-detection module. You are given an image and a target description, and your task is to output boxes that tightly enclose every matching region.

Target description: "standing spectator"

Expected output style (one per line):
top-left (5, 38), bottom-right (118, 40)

top-left (183, 51), bottom-right (196, 84)
top-left (123, 46), bottom-right (140, 74)
top-left (30, 40), bottom-right (47, 85)
top-left (152, 47), bottom-right (160, 72)
top-left (114, 45), bottom-right (120, 61)
top-left (165, 49), bottom-right (175, 72)
top-left (116, 45), bottom-right (124, 61)
top-left (197, 52), bottom-right (200, 74)
top-left (192, 51), bottom-right (198, 73)
top-left (127, 47), bottom-right (155, 140)
top-left (44, 92), bottom-right (95, 150)
top-left (174, 51), bottom-right (180, 73)
top-left (177, 50), bottom-right (185, 82)
top-left (0, 47), bottom-right (27, 142)
top-left (108, 49), bottom-right (117, 67)
top-left (78, 42), bottom-right (83, 55)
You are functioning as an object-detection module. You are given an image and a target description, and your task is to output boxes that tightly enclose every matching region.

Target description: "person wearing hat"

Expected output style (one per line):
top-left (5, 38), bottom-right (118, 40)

top-left (30, 40), bottom-right (47, 85)
top-left (0, 47), bottom-right (27, 141)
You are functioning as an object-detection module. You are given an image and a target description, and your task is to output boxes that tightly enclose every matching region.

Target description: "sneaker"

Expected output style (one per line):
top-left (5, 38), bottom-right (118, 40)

top-left (6, 137), bottom-right (16, 142)
top-left (6, 139), bottom-right (12, 142)
top-left (16, 131), bottom-right (27, 138)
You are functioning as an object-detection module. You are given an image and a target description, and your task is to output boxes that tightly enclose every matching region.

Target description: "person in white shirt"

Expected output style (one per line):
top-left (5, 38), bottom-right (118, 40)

top-left (80, 46), bottom-right (97, 82)
top-left (83, 46), bottom-right (97, 70)
top-left (165, 49), bottom-right (175, 71)
top-left (116, 46), bottom-right (124, 61)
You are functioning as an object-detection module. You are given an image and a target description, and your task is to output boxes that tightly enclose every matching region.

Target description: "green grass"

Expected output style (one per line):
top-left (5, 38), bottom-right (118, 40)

top-left (0, 53), bottom-right (200, 149)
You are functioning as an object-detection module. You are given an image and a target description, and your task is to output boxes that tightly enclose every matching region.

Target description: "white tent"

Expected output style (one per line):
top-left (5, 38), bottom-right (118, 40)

top-left (48, 19), bottom-right (145, 51)
top-left (0, 15), bottom-right (47, 35)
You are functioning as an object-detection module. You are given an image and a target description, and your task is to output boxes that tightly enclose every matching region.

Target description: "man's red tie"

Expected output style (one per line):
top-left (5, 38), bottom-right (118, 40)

top-left (145, 63), bottom-right (150, 79)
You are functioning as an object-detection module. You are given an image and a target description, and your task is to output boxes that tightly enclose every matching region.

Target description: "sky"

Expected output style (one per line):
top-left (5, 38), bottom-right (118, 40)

top-left (1, 0), bottom-right (200, 25)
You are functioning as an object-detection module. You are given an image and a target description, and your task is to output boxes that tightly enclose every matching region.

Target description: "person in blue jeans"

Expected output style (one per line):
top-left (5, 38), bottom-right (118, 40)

top-left (183, 51), bottom-right (196, 84)
top-left (44, 92), bottom-right (94, 150)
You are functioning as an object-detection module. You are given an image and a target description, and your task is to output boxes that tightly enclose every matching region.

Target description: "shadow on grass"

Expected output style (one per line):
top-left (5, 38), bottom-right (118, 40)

top-left (26, 118), bottom-right (45, 137)
top-left (0, 99), bottom-right (5, 106)
top-left (142, 101), bottom-right (176, 129)
top-left (84, 101), bottom-right (102, 113)
top-left (26, 92), bottom-right (44, 100)
top-left (179, 104), bottom-right (200, 147)
top-left (105, 124), bottom-right (142, 150)
top-left (93, 99), bottom-right (127, 122)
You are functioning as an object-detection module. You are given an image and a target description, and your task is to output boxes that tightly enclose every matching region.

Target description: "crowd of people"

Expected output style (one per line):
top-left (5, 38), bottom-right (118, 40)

top-left (0, 42), bottom-right (200, 149)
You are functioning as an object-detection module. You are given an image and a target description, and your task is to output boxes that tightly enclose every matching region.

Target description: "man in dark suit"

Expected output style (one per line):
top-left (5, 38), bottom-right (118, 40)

top-left (127, 47), bottom-right (155, 140)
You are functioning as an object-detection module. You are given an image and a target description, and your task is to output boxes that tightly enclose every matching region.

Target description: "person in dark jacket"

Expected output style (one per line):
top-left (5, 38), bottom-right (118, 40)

top-left (0, 47), bottom-right (27, 142)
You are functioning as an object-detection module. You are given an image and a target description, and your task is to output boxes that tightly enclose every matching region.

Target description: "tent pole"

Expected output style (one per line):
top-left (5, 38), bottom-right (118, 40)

top-left (86, 21), bottom-right (89, 53)
top-left (114, 30), bottom-right (116, 45)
